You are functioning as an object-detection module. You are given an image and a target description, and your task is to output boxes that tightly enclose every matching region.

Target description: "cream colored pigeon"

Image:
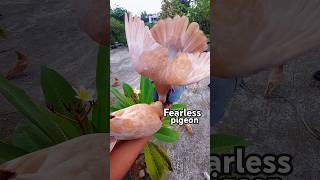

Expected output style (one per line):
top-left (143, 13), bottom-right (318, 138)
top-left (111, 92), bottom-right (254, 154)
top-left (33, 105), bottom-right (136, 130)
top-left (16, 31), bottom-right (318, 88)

top-left (0, 134), bottom-right (107, 180)
top-left (125, 13), bottom-right (210, 102)
top-left (110, 101), bottom-right (163, 151)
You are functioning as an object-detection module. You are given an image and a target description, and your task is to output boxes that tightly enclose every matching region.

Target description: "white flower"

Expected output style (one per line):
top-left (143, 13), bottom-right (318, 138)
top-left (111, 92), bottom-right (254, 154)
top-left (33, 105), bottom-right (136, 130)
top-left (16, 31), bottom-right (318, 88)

top-left (133, 88), bottom-right (140, 96)
top-left (74, 86), bottom-right (94, 101)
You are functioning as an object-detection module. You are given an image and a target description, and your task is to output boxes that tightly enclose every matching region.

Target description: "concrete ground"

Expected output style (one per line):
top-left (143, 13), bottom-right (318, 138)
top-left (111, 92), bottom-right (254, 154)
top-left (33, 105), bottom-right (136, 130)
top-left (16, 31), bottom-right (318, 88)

top-left (0, 0), bottom-right (98, 139)
top-left (111, 47), bottom-right (211, 180)
top-left (213, 48), bottom-right (320, 180)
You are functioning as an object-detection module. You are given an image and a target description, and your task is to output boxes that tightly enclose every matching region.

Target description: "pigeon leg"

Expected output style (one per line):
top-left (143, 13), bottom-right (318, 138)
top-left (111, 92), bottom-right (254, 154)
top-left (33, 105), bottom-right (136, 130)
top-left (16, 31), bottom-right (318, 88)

top-left (264, 64), bottom-right (284, 98)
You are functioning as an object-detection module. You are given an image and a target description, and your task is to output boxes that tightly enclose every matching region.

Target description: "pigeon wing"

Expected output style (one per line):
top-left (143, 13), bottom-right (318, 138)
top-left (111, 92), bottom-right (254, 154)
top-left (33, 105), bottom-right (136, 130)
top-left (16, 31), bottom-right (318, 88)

top-left (164, 52), bottom-right (210, 85)
top-left (124, 13), bottom-right (161, 71)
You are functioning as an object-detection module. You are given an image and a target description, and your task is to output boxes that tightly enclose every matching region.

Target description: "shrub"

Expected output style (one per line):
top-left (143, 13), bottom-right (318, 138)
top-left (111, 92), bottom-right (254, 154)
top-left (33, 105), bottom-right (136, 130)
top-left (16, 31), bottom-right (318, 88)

top-left (110, 17), bottom-right (126, 45)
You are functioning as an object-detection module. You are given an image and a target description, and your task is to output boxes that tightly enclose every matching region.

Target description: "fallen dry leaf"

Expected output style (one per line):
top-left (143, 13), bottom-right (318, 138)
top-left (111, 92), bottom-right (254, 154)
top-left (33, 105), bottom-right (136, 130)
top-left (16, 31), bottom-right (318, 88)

top-left (112, 78), bottom-right (120, 87)
top-left (6, 51), bottom-right (28, 80)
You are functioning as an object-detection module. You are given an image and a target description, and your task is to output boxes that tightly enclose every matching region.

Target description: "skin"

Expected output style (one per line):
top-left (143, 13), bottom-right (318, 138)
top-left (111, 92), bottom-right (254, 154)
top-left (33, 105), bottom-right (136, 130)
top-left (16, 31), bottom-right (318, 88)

top-left (110, 137), bottom-right (150, 180)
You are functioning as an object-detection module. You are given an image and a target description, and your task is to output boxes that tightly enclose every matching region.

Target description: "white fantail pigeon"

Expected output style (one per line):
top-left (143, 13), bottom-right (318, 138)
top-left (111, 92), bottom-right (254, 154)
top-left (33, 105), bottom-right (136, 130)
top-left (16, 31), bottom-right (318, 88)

top-left (124, 13), bottom-right (210, 102)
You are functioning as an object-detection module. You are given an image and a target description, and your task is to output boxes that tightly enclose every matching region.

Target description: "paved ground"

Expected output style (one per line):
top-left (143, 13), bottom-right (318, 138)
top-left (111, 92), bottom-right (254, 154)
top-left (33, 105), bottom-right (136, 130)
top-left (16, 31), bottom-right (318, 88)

top-left (111, 47), bottom-right (211, 180)
top-left (213, 48), bottom-right (320, 180)
top-left (0, 0), bottom-right (98, 139)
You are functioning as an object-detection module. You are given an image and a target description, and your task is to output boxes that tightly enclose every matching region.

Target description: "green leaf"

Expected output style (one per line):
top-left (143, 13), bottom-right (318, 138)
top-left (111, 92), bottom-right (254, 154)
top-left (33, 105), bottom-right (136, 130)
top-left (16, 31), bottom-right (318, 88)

top-left (110, 100), bottom-right (129, 112)
top-left (210, 133), bottom-right (249, 154)
top-left (110, 106), bottom-right (119, 112)
top-left (12, 123), bottom-right (53, 152)
top-left (40, 66), bottom-right (85, 138)
top-left (162, 117), bottom-right (171, 127)
top-left (139, 76), bottom-right (154, 104)
top-left (0, 75), bottom-right (67, 143)
top-left (144, 142), bottom-right (172, 180)
top-left (171, 103), bottom-right (186, 110)
top-left (39, 108), bottom-right (82, 139)
top-left (40, 66), bottom-right (82, 117)
top-left (152, 143), bottom-right (173, 171)
top-left (0, 142), bottom-right (28, 161)
top-left (92, 45), bottom-right (109, 133)
top-left (110, 86), bottom-right (134, 106)
top-left (122, 83), bottom-right (134, 98)
top-left (154, 127), bottom-right (179, 143)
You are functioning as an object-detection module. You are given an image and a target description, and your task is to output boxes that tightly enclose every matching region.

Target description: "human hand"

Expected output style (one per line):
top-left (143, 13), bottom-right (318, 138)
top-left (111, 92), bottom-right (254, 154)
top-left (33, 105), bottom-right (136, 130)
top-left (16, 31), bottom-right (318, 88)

top-left (110, 137), bottom-right (151, 180)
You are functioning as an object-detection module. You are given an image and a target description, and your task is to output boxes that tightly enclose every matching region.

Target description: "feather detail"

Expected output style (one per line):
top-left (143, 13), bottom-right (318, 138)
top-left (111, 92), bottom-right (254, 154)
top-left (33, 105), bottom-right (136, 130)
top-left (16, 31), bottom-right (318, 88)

top-left (110, 102), bottom-right (163, 140)
top-left (165, 52), bottom-right (210, 85)
top-left (124, 13), bottom-right (160, 69)
top-left (151, 16), bottom-right (207, 53)
top-left (138, 47), bottom-right (168, 83)
top-left (182, 22), bottom-right (208, 53)
top-left (151, 16), bottom-right (189, 51)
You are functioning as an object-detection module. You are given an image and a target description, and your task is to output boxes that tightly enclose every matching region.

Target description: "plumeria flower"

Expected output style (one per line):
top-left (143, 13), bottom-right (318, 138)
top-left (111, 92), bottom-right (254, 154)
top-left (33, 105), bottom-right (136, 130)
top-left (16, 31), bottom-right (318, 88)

top-left (125, 13), bottom-right (210, 103)
top-left (74, 86), bottom-right (95, 102)
top-left (133, 88), bottom-right (140, 96)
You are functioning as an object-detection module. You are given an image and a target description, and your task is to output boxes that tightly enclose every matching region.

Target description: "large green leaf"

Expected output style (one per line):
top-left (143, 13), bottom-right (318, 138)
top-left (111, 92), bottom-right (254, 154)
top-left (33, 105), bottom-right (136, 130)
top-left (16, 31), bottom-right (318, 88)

top-left (144, 142), bottom-right (172, 180)
top-left (210, 133), bottom-right (249, 154)
top-left (40, 66), bottom-right (85, 137)
top-left (154, 127), bottom-right (179, 143)
top-left (0, 142), bottom-right (28, 161)
top-left (139, 76), bottom-right (154, 104)
top-left (40, 66), bottom-right (82, 117)
top-left (170, 103), bottom-right (186, 110)
top-left (162, 117), bottom-right (171, 127)
top-left (92, 45), bottom-right (109, 133)
top-left (152, 143), bottom-right (173, 171)
top-left (122, 83), bottom-right (134, 98)
top-left (12, 123), bottom-right (53, 152)
top-left (110, 100), bottom-right (129, 112)
top-left (39, 107), bottom-right (82, 139)
top-left (0, 75), bottom-right (67, 143)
